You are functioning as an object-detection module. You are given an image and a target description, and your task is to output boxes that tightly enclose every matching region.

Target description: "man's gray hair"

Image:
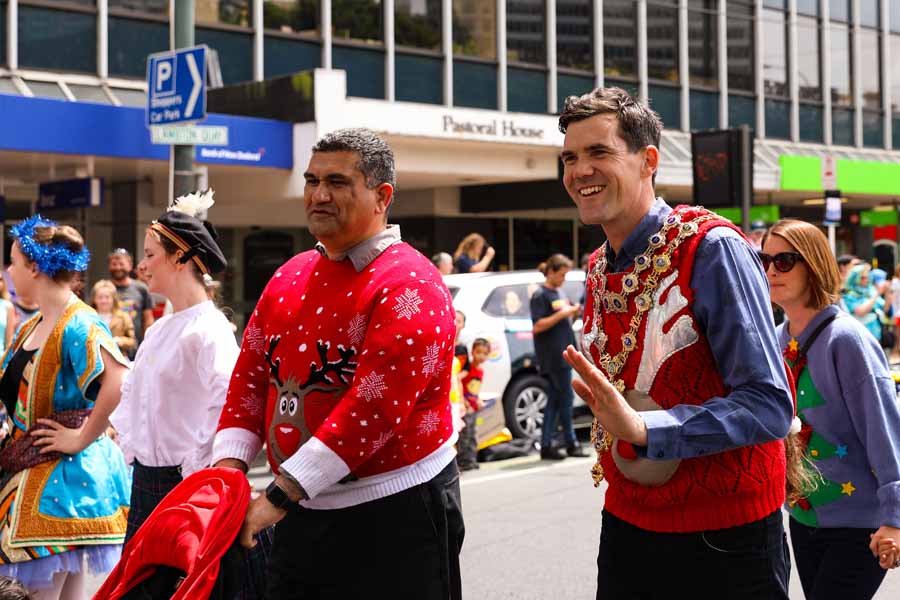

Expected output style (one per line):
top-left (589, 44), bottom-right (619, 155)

top-left (312, 128), bottom-right (396, 189)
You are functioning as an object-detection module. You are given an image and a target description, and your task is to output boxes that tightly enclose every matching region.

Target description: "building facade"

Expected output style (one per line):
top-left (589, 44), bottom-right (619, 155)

top-left (1, 0), bottom-right (900, 322)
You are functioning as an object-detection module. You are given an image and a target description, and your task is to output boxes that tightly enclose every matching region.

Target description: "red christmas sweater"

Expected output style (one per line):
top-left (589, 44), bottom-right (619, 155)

top-left (213, 241), bottom-right (457, 509)
top-left (583, 205), bottom-right (786, 532)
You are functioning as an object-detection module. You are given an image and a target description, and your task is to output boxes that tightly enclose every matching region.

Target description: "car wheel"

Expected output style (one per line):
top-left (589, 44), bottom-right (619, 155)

top-left (503, 374), bottom-right (548, 440)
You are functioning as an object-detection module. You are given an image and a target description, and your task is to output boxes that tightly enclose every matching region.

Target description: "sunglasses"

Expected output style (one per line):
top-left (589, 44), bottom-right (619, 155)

top-left (757, 251), bottom-right (804, 273)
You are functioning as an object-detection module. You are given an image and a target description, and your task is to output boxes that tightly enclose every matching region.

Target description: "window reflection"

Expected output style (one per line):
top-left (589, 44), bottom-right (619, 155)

top-left (797, 16), bottom-right (821, 102)
top-left (858, 30), bottom-right (881, 109)
top-left (454, 0), bottom-right (496, 60)
top-left (830, 24), bottom-right (852, 105)
top-left (727, 9), bottom-right (754, 92)
top-left (396, 0), bottom-right (441, 51)
top-left (333, 0), bottom-right (383, 43)
top-left (507, 0), bottom-right (545, 65)
top-left (647, 2), bottom-right (678, 83)
top-left (829, 0), bottom-right (849, 23)
top-left (264, 1), bottom-right (319, 35)
top-left (796, 0), bottom-right (818, 15)
top-left (859, 0), bottom-right (879, 28)
top-left (557, 0), bottom-right (591, 71)
top-left (109, 0), bottom-right (168, 14)
top-left (197, 0), bottom-right (252, 27)
top-left (688, 1), bottom-right (717, 88)
top-left (605, 0), bottom-right (637, 80)
top-left (762, 8), bottom-right (787, 98)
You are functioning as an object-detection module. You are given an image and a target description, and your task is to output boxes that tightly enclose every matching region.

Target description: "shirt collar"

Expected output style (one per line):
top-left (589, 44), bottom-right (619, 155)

top-left (606, 198), bottom-right (671, 270)
top-left (315, 225), bottom-right (402, 271)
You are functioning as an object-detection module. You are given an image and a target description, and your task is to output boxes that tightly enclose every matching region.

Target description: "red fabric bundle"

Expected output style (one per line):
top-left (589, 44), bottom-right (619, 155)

top-left (93, 467), bottom-right (250, 600)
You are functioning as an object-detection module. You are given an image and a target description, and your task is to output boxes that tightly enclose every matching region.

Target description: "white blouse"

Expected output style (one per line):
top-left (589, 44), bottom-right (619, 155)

top-left (111, 300), bottom-right (239, 477)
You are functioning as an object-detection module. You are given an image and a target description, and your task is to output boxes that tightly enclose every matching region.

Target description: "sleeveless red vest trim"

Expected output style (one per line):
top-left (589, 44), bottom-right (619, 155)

top-left (583, 205), bottom-right (786, 533)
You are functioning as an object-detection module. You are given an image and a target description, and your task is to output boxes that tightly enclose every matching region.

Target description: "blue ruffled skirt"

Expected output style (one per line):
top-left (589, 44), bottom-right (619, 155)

top-left (0, 544), bottom-right (121, 591)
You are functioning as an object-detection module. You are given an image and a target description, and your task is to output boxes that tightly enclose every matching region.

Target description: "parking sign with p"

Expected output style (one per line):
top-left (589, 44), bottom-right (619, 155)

top-left (153, 57), bottom-right (176, 97)
top-left (146, 45), bottom-right (207, 127)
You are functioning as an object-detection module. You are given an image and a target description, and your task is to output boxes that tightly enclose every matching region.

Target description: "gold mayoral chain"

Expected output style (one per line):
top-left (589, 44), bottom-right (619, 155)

top-left (586, 211), bottom-right (714, 487)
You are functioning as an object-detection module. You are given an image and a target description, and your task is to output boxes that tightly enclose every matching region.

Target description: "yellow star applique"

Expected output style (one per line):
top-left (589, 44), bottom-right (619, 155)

top-left (788, 339), bottom-right (799, 352)
top-left (841, 481), bottom-right (856, 496)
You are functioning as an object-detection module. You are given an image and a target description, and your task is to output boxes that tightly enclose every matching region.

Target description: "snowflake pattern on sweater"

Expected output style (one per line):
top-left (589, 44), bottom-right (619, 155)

top-left (216, 243), bottom-right (456, 495)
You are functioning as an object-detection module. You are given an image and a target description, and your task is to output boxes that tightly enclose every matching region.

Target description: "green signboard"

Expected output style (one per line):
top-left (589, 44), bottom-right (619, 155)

top-left (779, 155), bottom-right (900, 195)
top-left (859, 210), bottom-right (898, 227)
top-left (713, 205), bottom-right (781, 225)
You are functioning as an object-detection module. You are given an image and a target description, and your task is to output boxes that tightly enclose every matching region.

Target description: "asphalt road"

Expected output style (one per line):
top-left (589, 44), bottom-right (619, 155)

top-left (456, 455), bottom-right (900, 600)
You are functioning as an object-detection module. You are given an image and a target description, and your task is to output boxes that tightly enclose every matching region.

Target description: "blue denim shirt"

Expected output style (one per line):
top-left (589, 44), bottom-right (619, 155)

top-left (604, 199), bottom-right (793, 460)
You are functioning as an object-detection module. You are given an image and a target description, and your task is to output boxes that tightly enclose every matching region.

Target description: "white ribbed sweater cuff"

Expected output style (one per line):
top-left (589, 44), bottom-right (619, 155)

top-left (211, 427), bottom-right (263, 469)
top-left (280, 437), bottom-right (350, 501)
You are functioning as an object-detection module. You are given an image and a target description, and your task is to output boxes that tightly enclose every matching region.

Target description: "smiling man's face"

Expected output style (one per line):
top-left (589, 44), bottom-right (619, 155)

top-left (560, 113), bottom-right (652, 230)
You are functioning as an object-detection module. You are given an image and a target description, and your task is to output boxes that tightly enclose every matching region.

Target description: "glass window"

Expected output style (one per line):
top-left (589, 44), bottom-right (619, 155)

top-left (893, 2), bottom-right (900, 33)
top-left (453, 0), bottom-right (496, 59)
top-left (831, 106), bottom-right (854, 145)
top-left (859, 0), bottom-right (879, 28)
top-left (333, 45), bottom-right (385, 98)
top-left (333, 0), bottom-right (383, 43)
top-left (557, 0), bottom-right (591, 71)
top-left (762, 0), bottom-right (786, 8)
top-left (110, 87), bottom-right (148, 106)
top-left (507, 0), bottom-right (545, 65)
top-left (605, 0), bottom-right (638, 81)
top-left (862, 109), bottom-right (883, 147)
top-left (109, 16), bottom-right (168, 78)
top-left (68, 83), bottom-right (113, 104)
top-left (688, 1), bottom-right (717, 88)
top-left (196, 27), bottom-right (254, 84)
top-left (197, 0), bottom-right (251, 27)
top-left (25, 80), bottom-right (68, 100)
top-left (37, 0), bottom-right (95, 5)
top-left (454, 59), bottom-right (497, 108)
top-left (508, 67), bottom-right (547, 112)
top-left (762, 9), bottom-right (787, 98)
top-left (690, 89), bottom-right (719, 130)
top-left (558, 73), bottom-right (594, 113)
top-left (858, 30), bottom-right (881, 109)
top-left (396, 0), bottom-right (441, 51)
top-left (263, 1), bottom-right (318, 35)
top-left (264, 35), bottom-right (319, 77)
top-left (799, 104), bottom-right (824, 142)
top-left (647, 2), bottom-right (678, 83)
top-left (892, 35), bottom-right (900, 114)
top-left (830, 24), bottom-right (852, 105)
top-left (483, 284), bottom-right (534, 318)
top-left (796, 0), bottom-right (818, 16)
top-left (727, 13), bottom-right (754, 92)
top-left (19, 6), bottom-right (97, 73)
top-left (649, 84), bottom-right (681, 130)
top-left (797, 16), bottom-right (821, 102)
top-left (765, 98), bottom-right (790, 138)
top-left (729, 94), bottom-right (755, 129)
top-left (109, 1), bottom-right (168, 15)
top-left (829, 0), bottom-right (849, 23)
top-left (396, 53), bottom-right (442, 104)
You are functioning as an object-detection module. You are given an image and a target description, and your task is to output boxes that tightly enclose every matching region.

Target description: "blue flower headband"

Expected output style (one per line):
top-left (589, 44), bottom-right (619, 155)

top-left (10, 214), bottom-right (90, 277)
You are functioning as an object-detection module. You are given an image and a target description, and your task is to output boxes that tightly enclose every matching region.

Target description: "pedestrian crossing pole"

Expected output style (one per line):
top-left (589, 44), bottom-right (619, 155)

top-left (170, 0), bottom-right (197, 203)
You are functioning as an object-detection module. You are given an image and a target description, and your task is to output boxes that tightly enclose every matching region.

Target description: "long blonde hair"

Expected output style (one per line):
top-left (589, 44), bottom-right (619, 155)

top-left (90, 279), bottom-right (121, 313)
top-left (453, 233), bottom-right (486, 260)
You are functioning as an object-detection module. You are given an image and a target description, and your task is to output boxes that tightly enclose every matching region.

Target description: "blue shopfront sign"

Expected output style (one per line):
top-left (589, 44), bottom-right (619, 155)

top-left (38, 178), bottom-right (103, 210)
top-left (0, 94), bottom-right (293, 170)
top-left (146, 46), bottom-right (207, 126)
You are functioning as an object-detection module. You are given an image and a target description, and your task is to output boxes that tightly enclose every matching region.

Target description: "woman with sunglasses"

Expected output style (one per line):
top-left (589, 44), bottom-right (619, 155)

top-left (761, 219), bottom-right (900, 599)
top-left (843, 263), bottom-right (885, 345)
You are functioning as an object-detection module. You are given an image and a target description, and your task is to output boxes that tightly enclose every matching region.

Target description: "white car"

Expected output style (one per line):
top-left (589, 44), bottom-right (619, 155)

top-left (445, 270), bottom-right (592, 441)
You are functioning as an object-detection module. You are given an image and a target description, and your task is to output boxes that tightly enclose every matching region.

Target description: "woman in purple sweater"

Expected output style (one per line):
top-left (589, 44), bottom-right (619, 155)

top-left (761, 219), bottom-right (900, 599)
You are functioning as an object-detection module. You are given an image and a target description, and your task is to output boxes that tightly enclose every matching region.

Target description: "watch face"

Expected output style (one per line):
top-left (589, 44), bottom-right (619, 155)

top-left (266, 482), bottom-right (290, 508)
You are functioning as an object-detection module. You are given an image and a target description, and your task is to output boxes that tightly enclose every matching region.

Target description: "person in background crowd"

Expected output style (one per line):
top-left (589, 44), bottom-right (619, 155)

top-left (558, 87), bottom-right (792, 599)
top-left (90, 280), bottom-right (137, 357)
top-left (531, 254), bottom-right (585, 461)
top-left (0, 277), bottom-right (16, 354)
top-left (453, 233), bottom-right (495, 273)
top-left (837, 254), bottom-right (860, 288)
top-left (748, 220), bottom-right (767, 251)
top-left (11, 293), bottom-right (38, 337)
top-left (890, 265), bottom-right (900, 360)
top-left (843, 264), bottom-right (885, 344)
top-left (458, 338), bottom-right (489, 472)
top-left (108, 248), bottom-right (154, 353)
top-left (454, 309), bottom-right (470, 374)
top-left (110, 190), bottom-right (238, 544)
top-left (211, 128), bottom-right (463, 599)
top-left (0, 216), bottom-right (130, 599)
top-left (762, 219), bottom-right (900, 599)
top-left (431, 252), bottom-right (454, 276)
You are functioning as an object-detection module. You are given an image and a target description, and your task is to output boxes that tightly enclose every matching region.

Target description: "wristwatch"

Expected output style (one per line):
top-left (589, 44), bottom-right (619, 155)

top-left (265, 480), bottom-right (294, 509)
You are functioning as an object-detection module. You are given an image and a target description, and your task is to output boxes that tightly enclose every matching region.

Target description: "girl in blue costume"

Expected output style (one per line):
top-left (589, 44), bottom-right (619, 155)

top-left (0, 216), bottom-right (131, 599)
top-left (842, 263), bottom-right (885, 343)
top-left (762, 220), bottom-right (900, 600)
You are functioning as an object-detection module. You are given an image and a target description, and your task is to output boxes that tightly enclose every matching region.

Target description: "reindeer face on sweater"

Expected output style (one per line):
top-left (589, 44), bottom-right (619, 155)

top-left (264, 335), bottom-right (358, 466)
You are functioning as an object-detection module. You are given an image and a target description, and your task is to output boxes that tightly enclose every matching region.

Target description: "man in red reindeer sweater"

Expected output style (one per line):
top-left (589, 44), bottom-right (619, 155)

top-left (212, 128), bottom-right (463, 599)
top-left (558, 88), bottom-right (794, 598)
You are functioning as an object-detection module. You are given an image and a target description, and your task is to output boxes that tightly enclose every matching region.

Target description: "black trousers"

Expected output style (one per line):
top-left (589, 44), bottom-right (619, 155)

top-left (596, 509), bottom-right (790, 600)
top-left (266, 460), bottom-right (465, 600)
top-left (789, 517), bottom-right (887, 600)
top-left (125, 461), bottom-right (183, 544)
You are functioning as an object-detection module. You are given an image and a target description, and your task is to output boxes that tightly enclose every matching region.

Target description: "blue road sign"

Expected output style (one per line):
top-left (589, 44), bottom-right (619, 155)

top-left (146, 45), bottom-right (207, 127)
top-left (38, 178), bottom-right (104, 210)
